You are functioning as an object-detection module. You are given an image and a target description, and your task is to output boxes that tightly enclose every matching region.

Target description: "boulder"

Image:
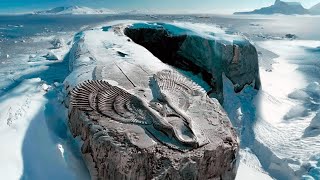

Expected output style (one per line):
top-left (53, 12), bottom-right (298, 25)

top-left (64, 22), bottom-right (239, 180)
top-left (124, 22), bottom-right (260, 103)
top-left (51, 37), bottom-right (65, 49)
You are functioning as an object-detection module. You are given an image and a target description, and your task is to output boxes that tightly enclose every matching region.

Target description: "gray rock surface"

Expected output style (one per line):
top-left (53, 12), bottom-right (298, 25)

top-left (64, 22), bottom-right (240, 180)
top-left (51, 37), bottom-right (65, 49)
top-left (124, 23), bottom-right (261, 103)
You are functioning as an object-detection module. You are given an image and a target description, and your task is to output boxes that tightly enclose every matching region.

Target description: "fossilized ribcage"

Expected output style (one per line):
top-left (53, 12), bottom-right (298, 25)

top-left (155, 70), bottom-right (206, 96)
top-left (71, 80), bottom-right (152, 125)
top-left (70, 70), bottom-right (209, 150)
top-left (153, 70), bottom-right (206, 112)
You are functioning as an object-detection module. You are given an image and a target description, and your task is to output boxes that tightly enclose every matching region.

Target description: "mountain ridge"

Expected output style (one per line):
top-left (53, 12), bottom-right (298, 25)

top-left (310, 2), bottom-right (320, 15)
top-left (234, 0), bottom-right (310, 15)
top-left (34, 6), bottom-right (117, 15)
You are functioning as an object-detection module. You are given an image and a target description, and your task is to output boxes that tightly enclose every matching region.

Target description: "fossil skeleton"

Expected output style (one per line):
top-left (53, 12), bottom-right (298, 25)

top-left (70, 70), bottom-right (208, 149)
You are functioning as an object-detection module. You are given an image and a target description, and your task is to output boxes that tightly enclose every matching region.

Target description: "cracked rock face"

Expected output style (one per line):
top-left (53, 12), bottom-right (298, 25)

top-left (65, 22), bottom-right (239, 180)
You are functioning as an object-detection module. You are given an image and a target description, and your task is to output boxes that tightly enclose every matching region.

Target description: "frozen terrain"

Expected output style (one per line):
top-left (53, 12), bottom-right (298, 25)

top-left (34, 6), bottom-right (117, 15)
top-left (0, 14), bottom-right (319, 180)
top-left (225, 39), bottom-right (320, 180)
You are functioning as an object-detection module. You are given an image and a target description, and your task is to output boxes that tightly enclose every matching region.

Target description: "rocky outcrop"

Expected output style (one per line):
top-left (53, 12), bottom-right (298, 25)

top-left (64, 22), bottom-right (240, 180)
top-left (124, 23), bottom-right (261, 103)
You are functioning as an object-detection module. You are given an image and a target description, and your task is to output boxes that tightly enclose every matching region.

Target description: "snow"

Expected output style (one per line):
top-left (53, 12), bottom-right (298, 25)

top-left (41, 83), bottom-right (50, 91)
top-left (305, 112), bottom-right (320, 138)
top-left (44, 51), bottom-right (59, 61)
top-left (236, 149), bottom-right (274, 180)
top-left (0, 29), bottom-right (90, 179)
top-left (236, 163), bottom-right (274, 180)
top-left (0, 78), bottom-right (89, 180)
top-left (129, 21), bottom-right (246, 43)
top-left (224, 39), bottom-right (320, 179)
top-left (34, 6), bottom-right (117, 15)
top-left (1, 18), bottom-right (319, 179)
top-left (65, 21), bottom-right (172, 89)
top-left (65, 21), bottom-right (276, 179)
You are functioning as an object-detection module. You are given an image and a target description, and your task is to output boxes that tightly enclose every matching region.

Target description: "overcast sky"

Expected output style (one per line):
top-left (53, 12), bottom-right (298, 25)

top-left (0, 0), bottom-right (319, 14)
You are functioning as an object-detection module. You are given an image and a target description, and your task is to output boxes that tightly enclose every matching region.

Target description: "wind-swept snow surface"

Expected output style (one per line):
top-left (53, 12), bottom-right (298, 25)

top-left (0, 32), bottom-right (90, 180)
top-left (1, 16), bottom-right (319, 179)
top-left (226, 40), bottom-right (320, 180)
top-left (0, 79), bottom-right (89, 180)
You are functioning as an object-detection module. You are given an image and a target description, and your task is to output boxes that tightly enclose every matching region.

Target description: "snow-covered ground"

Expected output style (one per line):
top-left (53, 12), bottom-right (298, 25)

top-left (254, 40), bottom-right (320, 179)
top-left (0, 31), bottom-right (90, 179)
top-left (226, 40), bottom-right (320, 180)
top-left (1, 15), bottom-right (319, 180)
top-left (0, 78), bottom-right (89, 180)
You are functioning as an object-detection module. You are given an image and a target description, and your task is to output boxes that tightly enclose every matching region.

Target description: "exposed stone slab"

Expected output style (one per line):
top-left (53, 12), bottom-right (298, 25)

top-left (64, 22), bottom-right (239, 180)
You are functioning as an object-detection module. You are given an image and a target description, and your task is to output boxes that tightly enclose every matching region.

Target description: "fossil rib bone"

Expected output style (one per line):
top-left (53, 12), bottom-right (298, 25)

top-left (70, 70), bottom-right (209, 149)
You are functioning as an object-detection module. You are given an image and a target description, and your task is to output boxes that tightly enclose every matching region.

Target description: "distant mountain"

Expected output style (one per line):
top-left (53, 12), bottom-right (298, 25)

top-left (34, 6), bottom-right (117, 15)
top-left (234, 0), bottom-right (310, 15)
top-left (310, 2), bottom-right (320, 15)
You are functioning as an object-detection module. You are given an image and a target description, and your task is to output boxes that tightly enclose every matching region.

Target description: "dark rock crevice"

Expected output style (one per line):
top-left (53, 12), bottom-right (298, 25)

top-left (124, 25), bottom-right (261, 103)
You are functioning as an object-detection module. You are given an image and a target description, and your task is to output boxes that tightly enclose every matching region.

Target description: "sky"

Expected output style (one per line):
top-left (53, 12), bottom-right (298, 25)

top-left (0, 0), bottom-right (319, 14)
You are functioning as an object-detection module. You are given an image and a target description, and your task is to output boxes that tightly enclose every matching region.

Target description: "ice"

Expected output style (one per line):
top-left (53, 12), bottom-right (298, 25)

top-left (223, 38), bottom-right (320, 179)
top-left (310, 113), bottom-right (320, 129)
top-left (0, 27), bottom-right (90, 179)
top-left (44, 51), bottom-right (59, 61)
top-left (304, 112), bottom-right (320, 137)
top-left (306, 82), bottom-right (320, 97)
top-left (41, 83), bottom-right (50, 91)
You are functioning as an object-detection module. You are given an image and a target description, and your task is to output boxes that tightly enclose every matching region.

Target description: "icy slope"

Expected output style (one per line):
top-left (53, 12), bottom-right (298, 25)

top-left (0, 32), bottom-right (90, 179)
top-left (0, 79), bottom-right (89, 180)
top-left (225, 40), bottom-right (320, 180)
